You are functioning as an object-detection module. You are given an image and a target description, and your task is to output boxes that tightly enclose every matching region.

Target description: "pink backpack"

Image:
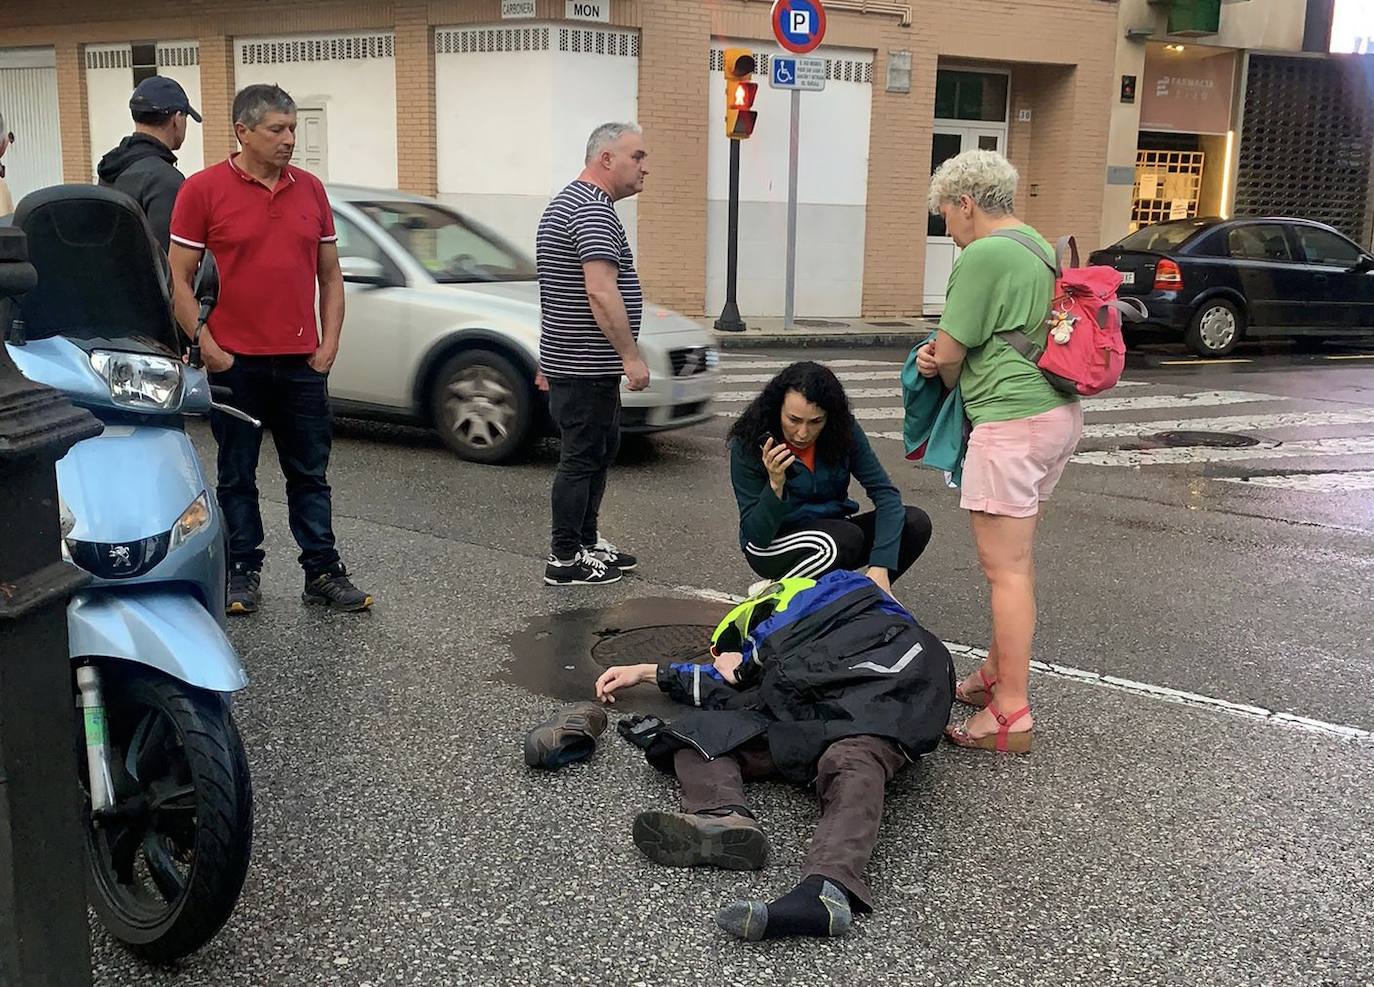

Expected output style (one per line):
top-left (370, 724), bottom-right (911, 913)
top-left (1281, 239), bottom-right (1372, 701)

top-left (991, 230), bottom-right (1147, 396)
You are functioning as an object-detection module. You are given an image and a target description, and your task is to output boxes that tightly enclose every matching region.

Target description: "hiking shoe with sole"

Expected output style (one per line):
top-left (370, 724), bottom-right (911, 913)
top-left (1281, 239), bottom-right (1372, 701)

top-left (226, 564), bottom-right (262, 616)
top-left (523, 703), bottom-right (609, 770)
top-left (544, 549), bottom-right (622, 586)
top-left (632, 809), bottom-right (769, 871)
top-left (303, 565), bottom-right (374, 612)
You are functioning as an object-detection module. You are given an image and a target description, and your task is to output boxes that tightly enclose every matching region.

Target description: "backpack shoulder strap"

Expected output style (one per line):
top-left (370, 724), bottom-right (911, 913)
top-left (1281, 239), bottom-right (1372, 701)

top-left (988, 228), bottom-right (1059, 278)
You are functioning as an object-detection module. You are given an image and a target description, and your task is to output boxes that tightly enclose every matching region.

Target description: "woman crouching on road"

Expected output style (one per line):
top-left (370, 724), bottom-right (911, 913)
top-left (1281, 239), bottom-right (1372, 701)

top-left (727, 360), bottom-right (932, 595)
top-left (916, 149), bottom-right (1083, 754)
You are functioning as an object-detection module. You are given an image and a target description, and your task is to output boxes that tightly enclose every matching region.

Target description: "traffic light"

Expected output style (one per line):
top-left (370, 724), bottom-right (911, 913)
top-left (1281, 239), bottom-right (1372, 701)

top-left (723, 47), bottom-right (758, 140)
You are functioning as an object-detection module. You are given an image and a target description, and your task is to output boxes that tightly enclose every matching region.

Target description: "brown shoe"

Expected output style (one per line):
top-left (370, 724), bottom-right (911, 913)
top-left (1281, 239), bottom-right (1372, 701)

top-left (523, 703), bottom-right (608, 770)
top-left (945, 702), bottom-right (1033, 754)
top-left (632, 809), bottom-right (769, 871)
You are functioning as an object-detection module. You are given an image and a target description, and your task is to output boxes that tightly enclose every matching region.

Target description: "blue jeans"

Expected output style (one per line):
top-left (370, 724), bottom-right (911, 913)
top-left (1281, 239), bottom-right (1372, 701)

top-left (209, 354), bottom-right (339, 578)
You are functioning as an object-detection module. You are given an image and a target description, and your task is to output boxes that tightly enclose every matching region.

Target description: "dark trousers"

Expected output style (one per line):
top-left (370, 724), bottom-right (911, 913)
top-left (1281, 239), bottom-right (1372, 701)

top-left (547, 376), bottom-right (621, 560)
top-left (745, 506), bottom-right (933, 582)
top-left (209, 355), bottom-right (339, 578)
top-left (673, 735), bottom-right (907, 911)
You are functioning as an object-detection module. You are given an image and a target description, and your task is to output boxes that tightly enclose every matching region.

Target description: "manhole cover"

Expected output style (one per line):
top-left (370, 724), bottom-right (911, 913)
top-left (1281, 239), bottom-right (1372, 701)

top-left (793, 318), bottom-right (847, 328)
top-left (1148, 430), bottom-right (1261, 449)
top-left (503, 597), bottom-right (731, 713)
top-left (866, 320), bottom-right (912, 328)
top-left (591, 624), bottom-right (714, 669)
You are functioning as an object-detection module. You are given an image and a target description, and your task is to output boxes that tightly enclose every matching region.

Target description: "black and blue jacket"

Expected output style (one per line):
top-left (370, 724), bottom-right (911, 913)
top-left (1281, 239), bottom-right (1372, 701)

top-left (650, 571), bottom-right (954, 784)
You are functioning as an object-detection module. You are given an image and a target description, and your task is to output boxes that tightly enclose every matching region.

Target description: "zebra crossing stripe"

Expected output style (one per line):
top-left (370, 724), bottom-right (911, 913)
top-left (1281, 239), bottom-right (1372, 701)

top-left (1079, 408), bottom-right (1374, 439)
top-left (720, 370), bottom-right (905, 384)
top-left (1215, 469), bottom-right (1374, 493)
top-left (718, 359), bottom-right (902, 370)
top-left (1072, 436), bottom-right (1374, 467)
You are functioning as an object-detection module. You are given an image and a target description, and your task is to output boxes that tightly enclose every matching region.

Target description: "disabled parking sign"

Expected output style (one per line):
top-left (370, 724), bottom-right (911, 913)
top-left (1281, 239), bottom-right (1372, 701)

top-left (772, 0), bottom-right (827, 54)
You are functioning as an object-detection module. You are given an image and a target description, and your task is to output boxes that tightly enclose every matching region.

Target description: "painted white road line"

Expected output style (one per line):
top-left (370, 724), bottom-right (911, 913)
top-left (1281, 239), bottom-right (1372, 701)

top-left (671, 586), bottom-right (1372, 742)
top-left (1079, 408), bottom-right (1374, 439)
top-left (1072, 435), bottom-right (1374, 467)
top-left (714, 385), bottom-right (902, 403)
top-left (718, 358), bottom-right (903, 370)
top-left (718, 370), bottom-right (905, 384)
top-left (1215, 469), bottom-right (1374, 493)
top-left (1081, 390), bottom-right (1274, 413)
top-left (718, 390), bottom-right (1286, 423)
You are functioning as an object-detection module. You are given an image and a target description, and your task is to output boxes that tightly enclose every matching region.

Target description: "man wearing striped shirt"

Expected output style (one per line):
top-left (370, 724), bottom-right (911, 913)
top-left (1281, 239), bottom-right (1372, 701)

top-left (538, 122), bottom-right (651, 586)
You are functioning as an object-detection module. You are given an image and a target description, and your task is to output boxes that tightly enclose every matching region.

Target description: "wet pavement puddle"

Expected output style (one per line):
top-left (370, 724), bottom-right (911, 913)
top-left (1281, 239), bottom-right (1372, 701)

top-left (505, 597), bottom-right (730, 717)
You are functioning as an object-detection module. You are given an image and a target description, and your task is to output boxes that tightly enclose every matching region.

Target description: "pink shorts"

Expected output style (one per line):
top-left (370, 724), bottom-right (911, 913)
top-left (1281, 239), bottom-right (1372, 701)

top-left (960, 403), bottom-right (1084, 517)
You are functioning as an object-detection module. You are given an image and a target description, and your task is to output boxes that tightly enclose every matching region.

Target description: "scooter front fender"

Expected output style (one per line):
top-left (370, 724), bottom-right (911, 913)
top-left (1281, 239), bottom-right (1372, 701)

top-left (69, 589), bottom-right (249, 693)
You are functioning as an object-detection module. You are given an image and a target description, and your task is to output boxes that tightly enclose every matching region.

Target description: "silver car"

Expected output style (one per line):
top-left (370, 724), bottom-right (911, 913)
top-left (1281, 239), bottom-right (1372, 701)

top-left (324, 186), bottom-right (719, 463)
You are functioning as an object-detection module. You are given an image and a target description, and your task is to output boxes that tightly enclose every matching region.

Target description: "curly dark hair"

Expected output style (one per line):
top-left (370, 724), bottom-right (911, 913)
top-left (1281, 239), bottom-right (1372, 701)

top-left (726, 361), bottom-right (856, 465)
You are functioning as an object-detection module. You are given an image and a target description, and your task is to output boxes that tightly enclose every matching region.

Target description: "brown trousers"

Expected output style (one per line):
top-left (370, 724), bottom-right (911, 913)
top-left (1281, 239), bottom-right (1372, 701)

top-left (672, 734), bottom-right (907, 910)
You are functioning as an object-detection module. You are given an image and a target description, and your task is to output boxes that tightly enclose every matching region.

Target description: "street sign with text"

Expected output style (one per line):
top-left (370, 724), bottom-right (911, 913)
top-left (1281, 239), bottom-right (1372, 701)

top-left (770, 55), bottom-right (826, 91)
top-left (771, 0), bottom-right (827, 54)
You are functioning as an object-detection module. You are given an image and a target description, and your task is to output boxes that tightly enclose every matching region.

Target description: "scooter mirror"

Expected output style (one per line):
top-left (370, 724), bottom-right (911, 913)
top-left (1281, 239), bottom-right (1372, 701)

top-left (193, 250), bottom-right (220, 318)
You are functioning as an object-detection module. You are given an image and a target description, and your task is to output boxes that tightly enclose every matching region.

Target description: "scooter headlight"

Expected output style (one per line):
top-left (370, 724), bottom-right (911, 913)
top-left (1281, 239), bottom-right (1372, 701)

top-left (169, 492), bottom-right (212, 550)
top-left (89, 350), bottom-right (184, 411)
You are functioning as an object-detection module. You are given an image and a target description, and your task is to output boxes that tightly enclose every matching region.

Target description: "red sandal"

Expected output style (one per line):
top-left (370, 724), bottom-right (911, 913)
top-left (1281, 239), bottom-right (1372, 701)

top-left (945, 701), bottom-right (1033, 754)
top-left (954, 668), bottom-right (997, 708)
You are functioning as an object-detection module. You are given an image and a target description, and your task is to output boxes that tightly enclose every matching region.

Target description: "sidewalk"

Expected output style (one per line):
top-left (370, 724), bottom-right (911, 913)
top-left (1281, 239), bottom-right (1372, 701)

top-left (699, 315), bottom-right (936, 350)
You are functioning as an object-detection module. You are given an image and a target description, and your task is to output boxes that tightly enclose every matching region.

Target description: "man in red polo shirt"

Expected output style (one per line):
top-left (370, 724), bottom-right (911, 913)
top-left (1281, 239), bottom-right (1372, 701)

top-left (168, 83), bottom-right (372, 615)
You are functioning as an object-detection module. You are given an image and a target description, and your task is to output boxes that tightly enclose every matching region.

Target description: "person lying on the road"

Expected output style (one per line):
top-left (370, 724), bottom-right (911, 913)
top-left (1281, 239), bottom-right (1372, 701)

top-left (727, 361), bottom-right (933, 593)
top-left (594, 571), bottom-right (954, 941)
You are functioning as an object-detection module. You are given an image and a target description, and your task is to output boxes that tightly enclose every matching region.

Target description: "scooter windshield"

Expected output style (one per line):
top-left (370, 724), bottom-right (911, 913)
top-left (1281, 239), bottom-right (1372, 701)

top-left (11, 185), bottom-right (182, 357)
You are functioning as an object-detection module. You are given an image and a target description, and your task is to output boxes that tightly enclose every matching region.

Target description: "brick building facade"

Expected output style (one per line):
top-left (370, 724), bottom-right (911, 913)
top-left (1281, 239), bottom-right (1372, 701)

top-left (0, 0), bottom-right (1120, 317)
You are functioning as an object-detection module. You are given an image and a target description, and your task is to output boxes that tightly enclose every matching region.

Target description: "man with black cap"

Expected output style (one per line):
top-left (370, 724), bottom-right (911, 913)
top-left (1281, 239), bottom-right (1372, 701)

top-left (97, 76), bottom-right (202, 250)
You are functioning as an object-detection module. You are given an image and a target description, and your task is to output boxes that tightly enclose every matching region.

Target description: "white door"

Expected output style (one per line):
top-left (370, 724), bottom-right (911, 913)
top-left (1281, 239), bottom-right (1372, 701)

top-left (290, 107), bottom-right (328, 180)
top-left (0, 48), bottom-right (64, 206)
top-left (923, 125), bottom-right (1006, 314)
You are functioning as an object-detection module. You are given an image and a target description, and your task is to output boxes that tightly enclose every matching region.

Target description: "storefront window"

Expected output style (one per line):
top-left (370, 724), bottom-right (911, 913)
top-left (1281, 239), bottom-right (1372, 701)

top-left (934, 71), bottom-right (1008, 123)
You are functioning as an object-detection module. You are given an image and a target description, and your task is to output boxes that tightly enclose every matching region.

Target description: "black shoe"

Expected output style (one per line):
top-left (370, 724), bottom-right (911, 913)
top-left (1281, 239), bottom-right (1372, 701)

top-left (544, 550), bottom-right (622, 586)
top-left (585, 537), bottom-right (637, 571)
top-left (226, 563), bottom-right (261, 616)
top-left (632, 809), bottom-right (769, 871)
top-left (303, 564), bottom-right (374, 612)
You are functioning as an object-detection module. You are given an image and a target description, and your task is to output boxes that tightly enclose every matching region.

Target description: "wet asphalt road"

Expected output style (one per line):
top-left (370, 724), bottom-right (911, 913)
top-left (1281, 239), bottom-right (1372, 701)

top-left (90, 339), bottom-right (1374, 986)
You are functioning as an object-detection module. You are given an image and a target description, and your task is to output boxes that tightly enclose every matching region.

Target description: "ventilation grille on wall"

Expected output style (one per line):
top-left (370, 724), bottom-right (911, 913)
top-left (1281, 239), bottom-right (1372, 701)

top-left (157, 45), bottom-right (199, 68)
top-left (557, 28), bottom-right (639, 57)
top-left (86, 48), bottom-right (131, 70)
top-left (240, 34), bottom-right (394, 66)
top-left (1235, 55), bottom-right (1373, 241)
top-left (435, 26), bottom-right (551, 54)
top-left (709, 49), bottom-right (871, 84)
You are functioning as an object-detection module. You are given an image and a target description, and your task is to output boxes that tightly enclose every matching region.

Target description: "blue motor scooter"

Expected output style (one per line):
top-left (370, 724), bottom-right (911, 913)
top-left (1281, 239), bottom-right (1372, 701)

top-left (5, 185), bottom-right (256, 962)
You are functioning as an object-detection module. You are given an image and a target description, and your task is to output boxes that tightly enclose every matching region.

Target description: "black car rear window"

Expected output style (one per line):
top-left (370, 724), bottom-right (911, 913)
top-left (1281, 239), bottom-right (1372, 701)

top-left (1116, 222), bottom-right (1207, 253)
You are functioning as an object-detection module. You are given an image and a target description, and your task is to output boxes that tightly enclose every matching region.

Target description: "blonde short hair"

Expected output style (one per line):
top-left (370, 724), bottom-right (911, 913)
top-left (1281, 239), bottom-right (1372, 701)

top-left (927, 149), bottom-right (1018, 216)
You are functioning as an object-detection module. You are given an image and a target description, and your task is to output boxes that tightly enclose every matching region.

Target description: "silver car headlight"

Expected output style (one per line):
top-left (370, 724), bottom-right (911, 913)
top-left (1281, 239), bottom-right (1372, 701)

top-left (89, 350), bottom-right (184, 411)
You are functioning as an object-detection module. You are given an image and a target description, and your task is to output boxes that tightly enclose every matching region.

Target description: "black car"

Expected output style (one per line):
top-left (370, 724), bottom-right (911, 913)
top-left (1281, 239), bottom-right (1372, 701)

top-left (1088, 217), bottom-right (1374, 357)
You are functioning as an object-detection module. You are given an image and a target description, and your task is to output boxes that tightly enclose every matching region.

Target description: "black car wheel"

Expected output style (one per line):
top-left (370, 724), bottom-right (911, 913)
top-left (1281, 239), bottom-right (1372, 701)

top-left (1186, 299), bottom-right (1243, 357)
top-left (430, 349), bottom-right (534, 464)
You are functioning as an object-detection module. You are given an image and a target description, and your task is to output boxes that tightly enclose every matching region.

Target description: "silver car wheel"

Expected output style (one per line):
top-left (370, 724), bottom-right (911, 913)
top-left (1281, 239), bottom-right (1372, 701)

top-left (1199, 305), bottom-right (1237, 352)
top-left (444, 367), bottom-right (516, 451)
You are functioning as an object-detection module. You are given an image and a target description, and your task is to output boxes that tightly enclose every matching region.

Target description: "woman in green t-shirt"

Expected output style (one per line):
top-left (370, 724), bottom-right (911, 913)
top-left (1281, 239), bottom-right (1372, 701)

top-left (915, 149), bottom-right (1083, 756)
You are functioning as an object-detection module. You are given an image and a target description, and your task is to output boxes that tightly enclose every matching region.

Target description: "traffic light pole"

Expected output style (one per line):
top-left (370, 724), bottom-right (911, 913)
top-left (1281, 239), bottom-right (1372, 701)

top-left (0, 227), bottom-right (99, 987)
top-left (714, 138), bottom-right (745, 333)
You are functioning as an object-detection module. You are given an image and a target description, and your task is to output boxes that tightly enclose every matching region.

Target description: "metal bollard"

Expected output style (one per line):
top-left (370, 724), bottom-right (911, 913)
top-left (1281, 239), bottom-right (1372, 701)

top-left (0, 225), bottom-right (101, 986)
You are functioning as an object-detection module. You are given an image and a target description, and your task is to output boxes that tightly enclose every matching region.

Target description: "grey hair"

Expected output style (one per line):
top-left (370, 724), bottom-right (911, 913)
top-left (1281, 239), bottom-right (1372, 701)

top-left (232, 84), bottom-right (296, 130)
top-left (927, 149), bottom-right (1018, 216)
top-left (585, 122), bottom-right (642, 164)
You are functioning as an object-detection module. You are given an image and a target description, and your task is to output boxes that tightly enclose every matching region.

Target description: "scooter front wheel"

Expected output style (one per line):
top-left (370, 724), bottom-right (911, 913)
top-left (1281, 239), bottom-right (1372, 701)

top-left (80, 667), bottom-right (253, 962)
